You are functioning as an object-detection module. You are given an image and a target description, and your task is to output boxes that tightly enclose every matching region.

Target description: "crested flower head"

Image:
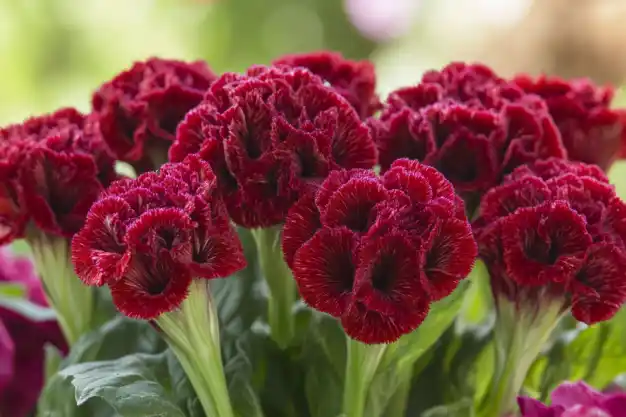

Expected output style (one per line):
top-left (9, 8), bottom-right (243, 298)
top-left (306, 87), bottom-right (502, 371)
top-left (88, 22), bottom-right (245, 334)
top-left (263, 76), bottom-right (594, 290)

top-left (0, 108), bottom-right (116, 243)
top-left (92, 57), bottom-right (216, 167)
top-left (474, 158), bottom-right (626, 324)
top-left (370, 76), bottom-right (566, 207)
top-left (71, 154), bottom-right (246, 319)
top-left (0, 249), bottom-right (67, 417)
top-left (273, 51), bottom-right (381, 118)
top-left (518, 381), bottom-right (626, 417)
top-left (170, 65), bottom-right (378, 228)
top-left (282, 158), bottom-right (476, 343)
top-left (513, 75), bottom-right (626, 171)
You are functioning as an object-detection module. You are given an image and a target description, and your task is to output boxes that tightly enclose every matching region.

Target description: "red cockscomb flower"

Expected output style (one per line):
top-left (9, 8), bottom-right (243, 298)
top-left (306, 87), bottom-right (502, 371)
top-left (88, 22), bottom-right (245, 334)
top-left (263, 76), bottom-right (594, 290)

top-left (0, 108), bottom-right (116, 242)
top-left (71, 154), bottom-right (246, 319)
top-left (273, 51), bottom-right (381, 119)
top-left (282, 159), bottom-right (476, 344)
top-left (474, 158), bottom-right (626, 323)
top-left (92, 58), bottom-right (216, 169)
top-left (170, 65), bottom-right (378, 228)
top-left (370, 82), bottom-right (565, 207)
top-left (513, 75), bottom-right (626, 171)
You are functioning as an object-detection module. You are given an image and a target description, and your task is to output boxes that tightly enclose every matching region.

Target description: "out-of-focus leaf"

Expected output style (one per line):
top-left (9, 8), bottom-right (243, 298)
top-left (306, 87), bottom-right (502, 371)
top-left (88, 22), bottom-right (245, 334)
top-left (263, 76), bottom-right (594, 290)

top-left (421, 398), bottom-right (474, 417)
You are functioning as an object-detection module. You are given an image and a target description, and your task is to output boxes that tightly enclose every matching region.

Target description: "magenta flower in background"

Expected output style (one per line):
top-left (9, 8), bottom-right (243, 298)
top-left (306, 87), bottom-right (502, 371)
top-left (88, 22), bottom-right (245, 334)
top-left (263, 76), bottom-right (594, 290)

top-left (0, 249), bottom-right (67, 417)
top-left (343, 0), bottom-right (422, 41)
top-left (518, 381), bottom-right (626, 416)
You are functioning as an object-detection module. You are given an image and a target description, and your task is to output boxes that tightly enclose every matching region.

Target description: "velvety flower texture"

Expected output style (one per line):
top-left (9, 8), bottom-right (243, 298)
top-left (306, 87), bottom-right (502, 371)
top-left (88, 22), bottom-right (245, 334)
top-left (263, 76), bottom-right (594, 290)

top-left (71, 154), bottom-right (246, 319)
top-left (0, 108), bottom-right (116, 243)
top-left (273, 51), bottom-right (381, 118)
top-left (370, 63), bottom-right (566, 205)
top-left (0, 249), bottom-right (67, 417)
top-left (513, 75), bottom-right (626, 171)
top-left (518, 381), bottom-right (626, 417)
top-left (282, 159), bottom-right (476, 343)
top-left (474, 158), bottom-right (626, 324)
top-left (92, 57), bottom-right (216, 166)
top-left (170, 65), bottom-right (377, 228)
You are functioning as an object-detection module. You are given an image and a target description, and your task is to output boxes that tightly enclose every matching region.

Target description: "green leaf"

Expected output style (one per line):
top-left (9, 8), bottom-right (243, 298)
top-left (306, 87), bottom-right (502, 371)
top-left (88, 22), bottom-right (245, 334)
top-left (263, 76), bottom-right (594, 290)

top-left (0, 282), bottom-right (26, 298)
top-left (59, 352), bottom-right (187, 417)
top-left (38, 316), bottom-right (166, 417)
top-left (302, 313), bottom-right (346, 417)
top-left (421, 398), bottom-right (475, 417)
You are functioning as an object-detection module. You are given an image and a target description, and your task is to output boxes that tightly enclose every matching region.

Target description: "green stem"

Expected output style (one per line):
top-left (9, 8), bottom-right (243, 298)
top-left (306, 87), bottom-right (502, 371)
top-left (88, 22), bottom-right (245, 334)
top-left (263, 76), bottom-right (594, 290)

top-left (156, 279), bottom-right (234, 417)
top-left (342, 337), bottom-right (387, 417)
top-left (479, 299), bottom-right (564, 417)
top-left (251, 226), bottom-right (296, 349)
top-left (26, 229), bottom-right (94, 345)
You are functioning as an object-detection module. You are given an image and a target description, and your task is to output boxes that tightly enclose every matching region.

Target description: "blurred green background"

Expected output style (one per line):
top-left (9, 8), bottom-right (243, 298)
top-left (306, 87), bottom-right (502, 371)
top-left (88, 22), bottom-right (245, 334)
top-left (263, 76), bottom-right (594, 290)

top-left (2, 0), bottom-right (626, 190)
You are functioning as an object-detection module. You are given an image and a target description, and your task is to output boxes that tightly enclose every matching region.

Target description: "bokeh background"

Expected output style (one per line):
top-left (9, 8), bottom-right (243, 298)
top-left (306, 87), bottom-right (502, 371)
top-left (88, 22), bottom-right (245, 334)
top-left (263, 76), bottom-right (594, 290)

top-left (2, 0), bottom-right (626, 187)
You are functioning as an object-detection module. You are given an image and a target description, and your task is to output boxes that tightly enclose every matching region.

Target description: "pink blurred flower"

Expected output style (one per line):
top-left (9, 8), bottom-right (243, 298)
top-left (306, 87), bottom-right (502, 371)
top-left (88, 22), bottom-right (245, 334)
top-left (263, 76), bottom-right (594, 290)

top-left (0, 249), bottom-right (67, 417)
top-left (518, 381), bottom-right (626, 417)
top-left (343, 0), bottom-right (422, 41)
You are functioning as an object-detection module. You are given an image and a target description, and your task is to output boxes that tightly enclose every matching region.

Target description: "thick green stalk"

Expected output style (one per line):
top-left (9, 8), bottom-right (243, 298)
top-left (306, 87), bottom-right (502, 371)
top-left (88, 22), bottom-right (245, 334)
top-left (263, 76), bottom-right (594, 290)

top-left (479, 299), bottom-right (564, 417)
top-left (342, 337), bottom-right (387, 417)
top-left (384, 368), bottom-right (413, 417)
top-left (156, 279), bottom-right (234, 417)
top-left (251, 226), bottom-right (296, 349)
top-left (26, 229), bottom-right (94, 345)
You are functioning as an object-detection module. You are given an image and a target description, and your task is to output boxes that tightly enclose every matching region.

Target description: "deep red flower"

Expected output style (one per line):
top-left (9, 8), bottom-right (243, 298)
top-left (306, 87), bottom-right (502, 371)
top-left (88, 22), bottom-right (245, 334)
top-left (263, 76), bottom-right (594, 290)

top-left (370, 84), bottom-right (566, 206)
top-left (0, 108), bottom-right (116, 242)
top-left (273, 51), bottom-right (381, 119)
top-left (71, 154), bottom-right (246, 319)
top-left (513, 75), bottom-right (626, 171)
top-left (475, 158), bottom-right (626, 323)
top-left (282, 159), bottom-right (476, 343)
top-left (92, 58), bottom-right (216, 168)
top-left (170, 65), bottom-right (377, 228)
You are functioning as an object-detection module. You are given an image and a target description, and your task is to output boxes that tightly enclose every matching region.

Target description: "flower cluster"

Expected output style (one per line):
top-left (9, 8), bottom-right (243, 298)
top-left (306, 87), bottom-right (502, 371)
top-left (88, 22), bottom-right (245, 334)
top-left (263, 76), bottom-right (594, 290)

top-left (282, 159), bottom-right (476, 344)
top-left (0, 249), bottom-right (67, 417)
top-left (170, 65), bottom-right (377, 228)
top-left (370, 63), bottom-right (566, 207)
top-left (474, 158), bottom-right (626, 324)
top-left (71, 154), bottom-right (246, 319)
top-left (0, 108), bottom-right (116, 242)
top-left (518, 381), bottom-right (626, 417)
top-left (273, 51), bottom-right (381, 119)
top-left (92, 58), bottom-right (216, 168)
top-left (370, 63), bottom-right (626, 209)
top-left (514, 75), bottom-right (626, 171)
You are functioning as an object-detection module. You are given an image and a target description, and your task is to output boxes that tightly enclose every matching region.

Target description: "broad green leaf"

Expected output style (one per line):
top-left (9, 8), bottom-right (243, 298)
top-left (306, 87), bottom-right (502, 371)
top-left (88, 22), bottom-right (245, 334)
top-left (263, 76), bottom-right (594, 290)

top-left (59, 352), bottom-right (187, 417)
top-left (302, 313), bottom-right (346, 417)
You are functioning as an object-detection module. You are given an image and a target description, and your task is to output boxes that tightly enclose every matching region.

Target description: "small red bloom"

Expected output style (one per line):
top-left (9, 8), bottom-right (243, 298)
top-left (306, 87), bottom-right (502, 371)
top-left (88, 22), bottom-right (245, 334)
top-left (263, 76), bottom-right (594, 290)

top-left (170, 65), bottom-right (377, 228)
top-left (513, 75), bottom-right (626, 171)
top-left (273, 51), bottom-right (381, 119)
top-left (475, 158), bottom-right (626, 323)
top-left (0, 108), bottom-right (116, 241)
top-left (283, 159), bottom-right (476, 343)
top-left (71, 154), bottom-right (246, 319)
top-left (92, 58), bottom-right (216, 168)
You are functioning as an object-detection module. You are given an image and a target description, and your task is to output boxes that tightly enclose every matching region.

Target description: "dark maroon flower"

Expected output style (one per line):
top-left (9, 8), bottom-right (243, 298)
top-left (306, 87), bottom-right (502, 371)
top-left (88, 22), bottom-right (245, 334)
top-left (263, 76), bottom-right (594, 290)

top-left (273, 51), bottom-right (381, 118)
top-left (0, 108), bottom-right (116, 241)
top-left (513, 75), bottom-right (626, 171)
top-left (282, 159), bottom-right (476, 343)
top-left (92, 58), bottom-right (216, 169)
top-left (71, 154), bottom-right (246, 319)
top-left (370, 84), bottom-right (566, 206)
top-left (475, 158), bottom-right (626, 324)
top-left (170, 65), bottom-right (378, 228)
top-left (0, 249), bottom-right (67, 417)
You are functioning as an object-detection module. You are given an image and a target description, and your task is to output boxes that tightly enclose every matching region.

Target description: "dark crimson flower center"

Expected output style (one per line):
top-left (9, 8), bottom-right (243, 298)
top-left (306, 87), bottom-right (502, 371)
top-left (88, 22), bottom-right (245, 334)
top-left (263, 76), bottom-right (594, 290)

top-left (370, 254), bottom-right (396, 293)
